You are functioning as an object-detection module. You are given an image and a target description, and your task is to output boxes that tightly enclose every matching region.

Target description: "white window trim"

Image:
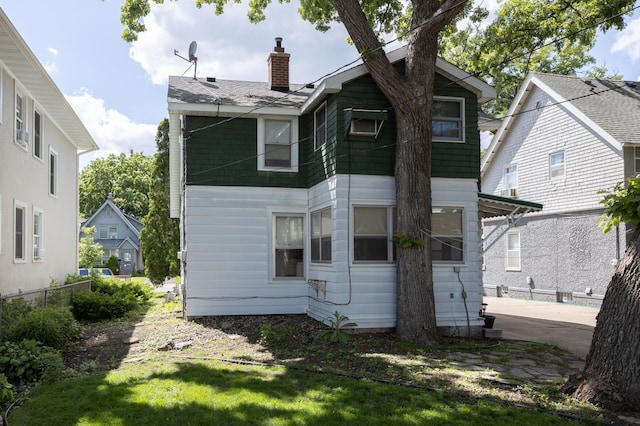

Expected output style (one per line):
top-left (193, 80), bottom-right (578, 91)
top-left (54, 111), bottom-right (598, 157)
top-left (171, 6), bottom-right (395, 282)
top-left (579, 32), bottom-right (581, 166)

top-left (14, 199), bottom-right (28, 263)
top-left (549, 151), bottom-right (565, 180)
top-left (351, 204), bottom-right (396, 264)
top-left (314, 102), bottom-right (327, 151)
top-left (49, 146), bottom-right (58, 197)
top-left (0, 68), bottom-right (3, 125)
top-left (257, 115), bottom-right (299, 172)
top-left (0, 193), bottom-right (2, 255)
top-left (268, 207), bottom-right (307, 282)
top-left (15, 88), bottom-right (28, 150)
top-left (431, 206), bottom-right (465, 264)
top-left (33, 108), bottom-right (44, 161)
top-left (99, 224), bottom-right (119, 239)
top-left (635, 147), bottom-right (640, 175)
top-left (33, 207), bottom-right (44, 262)
top-left (432, 96), bottom-right (465, 143)
top-left (505, 231), bottom-right (521, 271)
top-left (310, 205), bottom-right (332, 264)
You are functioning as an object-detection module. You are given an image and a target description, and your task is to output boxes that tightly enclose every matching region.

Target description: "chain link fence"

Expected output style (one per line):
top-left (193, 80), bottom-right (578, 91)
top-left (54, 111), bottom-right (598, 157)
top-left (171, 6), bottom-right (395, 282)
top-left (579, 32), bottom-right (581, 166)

top-left (0, 280), bottom-right (92, 343)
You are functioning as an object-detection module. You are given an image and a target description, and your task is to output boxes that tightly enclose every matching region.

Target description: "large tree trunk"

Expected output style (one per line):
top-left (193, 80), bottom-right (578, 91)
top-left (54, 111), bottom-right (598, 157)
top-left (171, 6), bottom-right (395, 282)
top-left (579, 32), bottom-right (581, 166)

top-left (333, 0), bottom-right (467, 345)
top-left (563, 227), bottom-right (640, 411)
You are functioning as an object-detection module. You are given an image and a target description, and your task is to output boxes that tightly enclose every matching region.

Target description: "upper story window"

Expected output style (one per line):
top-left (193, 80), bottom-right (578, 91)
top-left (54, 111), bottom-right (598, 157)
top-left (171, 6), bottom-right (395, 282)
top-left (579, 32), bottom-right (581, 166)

top-left (549, 151), bottom-right (565, 179)
top-left (99, 225), bottom-right (118, 239)
top-left (353, 206), bottom-right (396, 262)
top-left (49, 147), bottom-right (58, 197)
top-left (502, 164), bottom-right (518, 198)
top-left (311, 207), bottom-right (331, 263)
top-left (314, 103), bottom-right (327, 150)
top-left (431, 207), bottom-right (464, 263)
top-left (258, 116), bottom-right (299, 172)
top-left (15, 91), bottom-right (28, 149)
top-left (433, 97), bottom-right (464, 142)
top-left (33, 110), bottom-right (43, 160)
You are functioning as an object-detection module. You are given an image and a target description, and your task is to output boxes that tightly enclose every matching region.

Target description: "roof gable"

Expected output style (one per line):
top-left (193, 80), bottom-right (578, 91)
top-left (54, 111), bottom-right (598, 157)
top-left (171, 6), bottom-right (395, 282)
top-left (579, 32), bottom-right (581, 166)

top-left (481, 72), bottom-right (640, 175)
top-left (82, 198), bottom-right (142, 238)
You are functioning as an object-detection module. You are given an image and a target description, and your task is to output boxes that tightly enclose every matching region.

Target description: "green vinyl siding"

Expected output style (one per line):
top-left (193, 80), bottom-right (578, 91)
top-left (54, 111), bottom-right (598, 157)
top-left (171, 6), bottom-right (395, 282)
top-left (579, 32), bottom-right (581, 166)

top-left (185, 116), bottom-right (307, 188)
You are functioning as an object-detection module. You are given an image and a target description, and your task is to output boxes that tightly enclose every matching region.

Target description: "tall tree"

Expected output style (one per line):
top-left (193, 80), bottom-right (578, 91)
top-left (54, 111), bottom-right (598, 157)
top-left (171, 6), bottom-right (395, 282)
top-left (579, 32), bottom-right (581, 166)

top-left (79, 151), bottom-right (153, 219)
top-left (119, 0), bottom-right (636, 345)
top-left (560, 177), bottom-right (640, 410)
top-left (140, 119), bottom-right (181, 285)
top-left (438, 0), bottom-right (634, 116)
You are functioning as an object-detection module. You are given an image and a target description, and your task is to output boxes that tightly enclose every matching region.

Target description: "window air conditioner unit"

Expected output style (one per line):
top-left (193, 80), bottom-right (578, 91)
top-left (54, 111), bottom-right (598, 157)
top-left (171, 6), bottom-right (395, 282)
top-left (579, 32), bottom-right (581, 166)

top-left (16, 130), bottom-right (29, 147)
top-left (500, 188), bottom-right (518, 198)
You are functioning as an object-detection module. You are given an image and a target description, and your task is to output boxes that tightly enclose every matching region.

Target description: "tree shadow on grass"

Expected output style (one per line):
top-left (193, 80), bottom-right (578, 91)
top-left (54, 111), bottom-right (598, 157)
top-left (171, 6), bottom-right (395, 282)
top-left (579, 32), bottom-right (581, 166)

top-left (8, 360), bottom-right (578, 425)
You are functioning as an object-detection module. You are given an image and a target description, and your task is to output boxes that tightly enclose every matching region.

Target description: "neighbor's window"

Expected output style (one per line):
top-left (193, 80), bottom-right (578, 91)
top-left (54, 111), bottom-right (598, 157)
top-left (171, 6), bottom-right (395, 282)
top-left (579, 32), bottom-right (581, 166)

top-left (14, 201), bottom-right (27, 262)
top-left (33, 208), bottom-right (43, 261)
top-left (635, 147), bottom-right (640, 175)
top-left (314, 103), bottom-right (327, 150)
top-left (15, 91), bottom-right (27, 147)
top-left (258, 116), bottom-right (299, 172)
top-left (433, 97), bottom-right (464, 142)
top-left (431, 208), bottom-right (464, 262)
top-left (49, 147), bottom-right (58, 196)
top-left (274, 215), bottom-right (304, 278)
top-left (549, 151), bottom-right (565, 179)
top-left (99, 225), bottom-right (118, 239)
top-left (506, 231), bottom-right (521, 271)
top-left (353, 206), bottom-right (396, 262)
top-left (311, 207), bottom-right (331, 263)
top-left (33, 110), bottom-right (43, 160)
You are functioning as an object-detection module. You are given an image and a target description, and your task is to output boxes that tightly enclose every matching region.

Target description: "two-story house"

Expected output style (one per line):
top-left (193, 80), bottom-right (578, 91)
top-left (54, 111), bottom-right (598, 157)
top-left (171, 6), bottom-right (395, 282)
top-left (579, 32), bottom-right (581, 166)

top-left (0, 8), bottom-right (98, 295)
top-left (168, 39), bottom-right (515, 334)
top-left (481, 72), bottom-right (640, 307)
top-left (80, 194), bottom-right (144, 275)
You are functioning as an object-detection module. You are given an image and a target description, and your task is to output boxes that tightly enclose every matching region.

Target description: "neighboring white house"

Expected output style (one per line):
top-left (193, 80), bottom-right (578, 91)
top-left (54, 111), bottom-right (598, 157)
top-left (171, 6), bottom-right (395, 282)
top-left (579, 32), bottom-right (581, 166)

top-left (165, 39), bottom-right (541, 336)
top-left (481, 72), bottom-right (640, 306)
top-left (80, 193), bottom-right (144, 275)
top-left (0, 8), bottom-right (98, 295)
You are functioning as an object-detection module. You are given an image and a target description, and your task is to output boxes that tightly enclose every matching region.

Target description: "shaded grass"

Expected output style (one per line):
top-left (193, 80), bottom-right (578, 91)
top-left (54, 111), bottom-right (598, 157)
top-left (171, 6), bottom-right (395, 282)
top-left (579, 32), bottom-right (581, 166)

top-left (8, 358), bottom-right (581, 425)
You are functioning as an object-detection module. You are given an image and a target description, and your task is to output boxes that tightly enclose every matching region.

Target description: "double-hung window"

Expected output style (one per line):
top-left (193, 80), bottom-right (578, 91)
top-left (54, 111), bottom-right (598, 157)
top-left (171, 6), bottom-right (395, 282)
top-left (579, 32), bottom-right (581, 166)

top-left (549, 151), bottom-right (565, 179)
top-left (15, 91), bottom-right (27, 148)
top-left (14, 200), bottom-right (27, 262)
top-left (33, 110), bottom-right (43, 160)
top-left (433, 97), bottom-right (464, 142)
top-left (258, 116), bottom-right (299, 172)
top-left (431, 208), bottom-right (464, 262)
top-left (502, 164), bottom-right (518, 197)
top-left (49, 147), bottom-right (58, 197)
top-left (353, 206), bottom-right (396, 262)
top-left (506, 231), bottom-right (521, 271)
top-left (99, 225), bottom-right (118, 239)
top-left (33, 208), bottom-right (43, 261)
top-left (314, 103), bottom-right (327, 150)
top-left (311, 207), bottom-right (331, 263)
top-left (274, 215), bottom-right (304, 278)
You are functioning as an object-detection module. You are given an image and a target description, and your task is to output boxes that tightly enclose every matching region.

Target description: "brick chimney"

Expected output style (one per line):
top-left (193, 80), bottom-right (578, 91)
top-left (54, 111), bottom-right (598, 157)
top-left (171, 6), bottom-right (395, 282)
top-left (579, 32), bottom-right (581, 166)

top-left (268, 37), bottom-right (290, 92)
top-left (107, 192), bottom-right (114, 202)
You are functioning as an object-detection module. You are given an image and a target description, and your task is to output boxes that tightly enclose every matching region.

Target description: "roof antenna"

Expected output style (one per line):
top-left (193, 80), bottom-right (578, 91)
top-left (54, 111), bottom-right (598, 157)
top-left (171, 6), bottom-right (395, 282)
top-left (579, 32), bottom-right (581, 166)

top-left (174, 41), bottom-right (198, 80)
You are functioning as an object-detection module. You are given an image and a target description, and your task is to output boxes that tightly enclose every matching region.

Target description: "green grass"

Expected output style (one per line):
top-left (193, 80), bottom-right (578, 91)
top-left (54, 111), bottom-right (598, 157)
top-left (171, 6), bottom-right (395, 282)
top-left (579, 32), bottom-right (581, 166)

top-left (8, 358), bottom-right (580, 425)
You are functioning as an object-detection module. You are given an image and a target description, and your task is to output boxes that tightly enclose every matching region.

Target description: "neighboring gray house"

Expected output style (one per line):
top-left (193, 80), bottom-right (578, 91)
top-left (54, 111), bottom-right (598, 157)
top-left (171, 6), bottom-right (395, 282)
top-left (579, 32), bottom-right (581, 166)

top-left (0, 8), bottom-right (98, 295)
top-left (81, 194), bottom-right (144, 275)
top-left (481, 72), bottom-right (640, 307)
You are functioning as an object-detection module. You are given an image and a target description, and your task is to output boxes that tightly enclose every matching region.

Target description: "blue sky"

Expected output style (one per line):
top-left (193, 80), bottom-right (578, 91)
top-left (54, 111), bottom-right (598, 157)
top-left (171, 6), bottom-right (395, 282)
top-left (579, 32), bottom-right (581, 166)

top-left (1, 1), bottom-right (638, 168)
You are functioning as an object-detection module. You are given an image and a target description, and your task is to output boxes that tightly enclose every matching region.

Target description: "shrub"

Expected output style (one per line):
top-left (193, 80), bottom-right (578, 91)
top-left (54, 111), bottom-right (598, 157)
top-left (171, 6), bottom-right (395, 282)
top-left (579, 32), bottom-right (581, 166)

top-left (1, 298), bottom-right (34, 333)
top-left (106, 255), bottom-right (120, 275)
top-left (0, 340), bottom-right (65, 384)
top-left (0, 373), bottom-right (13, 404)
top-left (3, 306), bottom-right (82, 350)
top-left (71, 279), bottom-right (151, 321)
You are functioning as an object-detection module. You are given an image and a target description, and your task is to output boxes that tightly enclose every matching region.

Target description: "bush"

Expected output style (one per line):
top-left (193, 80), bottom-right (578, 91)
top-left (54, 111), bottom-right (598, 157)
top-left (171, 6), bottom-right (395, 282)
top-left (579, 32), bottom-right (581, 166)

top-left (3, 306), bottom-right (82, 350)
top-left (0, 373), bottom-right (13, 404)
top-left (1, 298), bottom-right (34, 333)
top-left (0, 340), bottom-right (65, 384)
top-left (72, 278), bottom-right (152, 321)
top-left (106, 255), bottom-right (120, 275)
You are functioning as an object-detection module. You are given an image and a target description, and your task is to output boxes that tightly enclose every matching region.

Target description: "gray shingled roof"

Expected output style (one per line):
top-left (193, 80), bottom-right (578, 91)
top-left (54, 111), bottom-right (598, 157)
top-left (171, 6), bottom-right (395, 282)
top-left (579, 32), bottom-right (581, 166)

top-left (168, 77), bottom-right (314, 109)
top-left (533, 73), bottom-right (640, 145)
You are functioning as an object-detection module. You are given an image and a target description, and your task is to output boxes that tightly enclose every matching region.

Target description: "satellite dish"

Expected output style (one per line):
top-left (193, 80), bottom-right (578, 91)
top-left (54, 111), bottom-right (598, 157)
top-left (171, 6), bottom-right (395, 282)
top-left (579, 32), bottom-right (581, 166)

top-left (188, 41), bottom-right (197, 62)
top-left (174, 41), bottom-right (198, 80)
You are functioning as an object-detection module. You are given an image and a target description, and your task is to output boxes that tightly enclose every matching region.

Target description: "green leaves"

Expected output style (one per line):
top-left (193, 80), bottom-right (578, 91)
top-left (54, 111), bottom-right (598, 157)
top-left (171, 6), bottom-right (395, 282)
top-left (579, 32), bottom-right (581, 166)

top-left (599, 176), bottom-right (640, 234)
top-left (320, 311), bottom-right (357, 343)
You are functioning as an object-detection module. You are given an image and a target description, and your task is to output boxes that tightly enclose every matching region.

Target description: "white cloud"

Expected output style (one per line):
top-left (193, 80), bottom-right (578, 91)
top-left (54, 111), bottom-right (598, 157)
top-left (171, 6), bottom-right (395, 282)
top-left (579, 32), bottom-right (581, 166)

top-left (611, 17), bottom-right (640, 61)
top-left (43, 62), bottom-right (58, 74)
top-left (48, 47), bottom-right (58, 56)
top-left (66, 90), bottom-right (157, 169)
